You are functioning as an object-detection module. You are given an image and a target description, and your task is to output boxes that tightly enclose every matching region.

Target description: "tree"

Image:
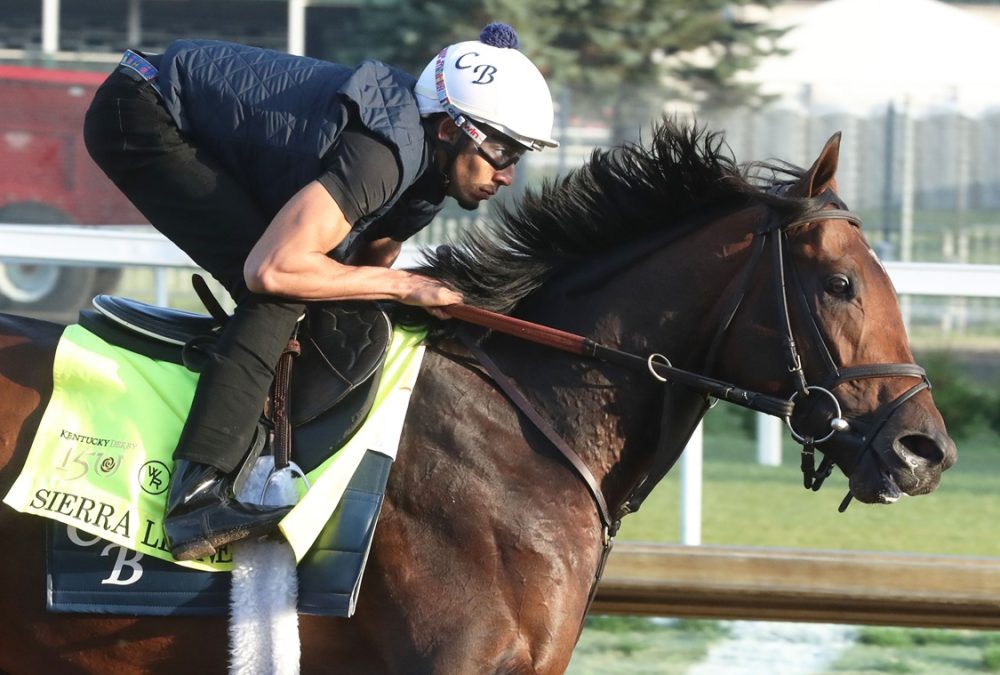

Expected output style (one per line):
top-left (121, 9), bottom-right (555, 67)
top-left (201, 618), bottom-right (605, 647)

top-left (329, 0), bottom-right (786, 139)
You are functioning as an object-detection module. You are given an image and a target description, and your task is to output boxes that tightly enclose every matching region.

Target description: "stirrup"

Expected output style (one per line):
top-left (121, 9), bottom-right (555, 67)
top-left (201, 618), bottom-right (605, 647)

top-left (229, 421), bottom-right (269, 499)
top-left (259, 462), bottom-right (311, 506)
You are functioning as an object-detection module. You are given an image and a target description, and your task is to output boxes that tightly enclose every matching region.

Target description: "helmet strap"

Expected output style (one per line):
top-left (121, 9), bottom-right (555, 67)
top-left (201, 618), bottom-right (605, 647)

top-left (428, 116), bottom-right (468, 188)
top-left (433, 47), bottom-right (491, 149)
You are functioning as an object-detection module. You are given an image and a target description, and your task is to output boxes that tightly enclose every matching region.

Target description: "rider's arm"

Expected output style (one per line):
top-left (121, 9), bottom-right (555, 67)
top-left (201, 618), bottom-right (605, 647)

top-left (348, 237), bottom-right (402, 269)
top-left (243, 181), bottom-right (459, 307)
top-left (244, 120), bottom-right (460, 309)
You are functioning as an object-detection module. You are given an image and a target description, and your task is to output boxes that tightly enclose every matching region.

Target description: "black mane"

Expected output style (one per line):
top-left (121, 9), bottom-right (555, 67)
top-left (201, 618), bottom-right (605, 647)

top-left (405, 119), bottom-right (811, 319)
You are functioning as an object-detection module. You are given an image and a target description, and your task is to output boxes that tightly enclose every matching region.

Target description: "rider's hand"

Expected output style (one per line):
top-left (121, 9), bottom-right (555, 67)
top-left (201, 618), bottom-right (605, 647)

top-left (398, 273), bottom-right (463, 319)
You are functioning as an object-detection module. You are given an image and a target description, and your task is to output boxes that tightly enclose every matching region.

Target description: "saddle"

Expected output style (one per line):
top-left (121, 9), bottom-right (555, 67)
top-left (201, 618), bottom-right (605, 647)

top-left (78, 294), bottom-right (393, 474)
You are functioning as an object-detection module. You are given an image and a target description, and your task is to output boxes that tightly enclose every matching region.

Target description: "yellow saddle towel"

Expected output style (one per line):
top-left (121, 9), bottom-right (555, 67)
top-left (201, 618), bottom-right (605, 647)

top-left (3, 323), bottom-right (425, 571)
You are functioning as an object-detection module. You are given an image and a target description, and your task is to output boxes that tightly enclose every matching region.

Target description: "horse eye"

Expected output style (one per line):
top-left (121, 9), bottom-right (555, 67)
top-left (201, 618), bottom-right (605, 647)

top-left (825, 274), bottom-right (851, 296)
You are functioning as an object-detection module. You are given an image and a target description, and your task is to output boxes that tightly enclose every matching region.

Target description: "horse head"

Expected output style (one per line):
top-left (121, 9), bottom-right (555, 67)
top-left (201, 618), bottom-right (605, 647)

top-left (715, 132), bottom-right (957, 507)
top-left (415, 121), bottom-right (955, 517)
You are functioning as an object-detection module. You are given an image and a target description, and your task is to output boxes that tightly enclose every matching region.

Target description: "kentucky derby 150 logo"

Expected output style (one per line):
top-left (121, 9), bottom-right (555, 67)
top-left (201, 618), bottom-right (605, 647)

top-left (55, 429), bottom-right (136, 480)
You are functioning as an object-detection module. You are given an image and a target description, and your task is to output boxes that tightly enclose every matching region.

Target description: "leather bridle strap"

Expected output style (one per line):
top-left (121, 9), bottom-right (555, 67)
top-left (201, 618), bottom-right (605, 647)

top-left (836, 377), bottom-right (930, 512)
top-left (766, 199), bottom-right (934, 505)
top-left (445, 304), bottom-right (794, 418)
top-left (455, 329), bottom-right (615, 537)
top-left (454, 328), bottom-right (619, 641)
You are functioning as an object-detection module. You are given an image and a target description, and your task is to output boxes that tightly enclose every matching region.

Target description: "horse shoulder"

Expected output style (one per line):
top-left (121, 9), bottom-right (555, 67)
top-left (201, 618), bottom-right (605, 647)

top-left (345, 347), bottom-right (602, 672)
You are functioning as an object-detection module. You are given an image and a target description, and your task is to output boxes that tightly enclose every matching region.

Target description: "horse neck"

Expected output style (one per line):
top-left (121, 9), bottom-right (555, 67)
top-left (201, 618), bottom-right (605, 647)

top-left (489, 207), bottom-right (761, 504)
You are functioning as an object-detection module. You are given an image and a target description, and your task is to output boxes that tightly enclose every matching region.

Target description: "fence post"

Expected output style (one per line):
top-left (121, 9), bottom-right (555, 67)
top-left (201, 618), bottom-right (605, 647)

top-left (757, 413), bottom-right (783, 466)
top-left (153, 267), bottom-right (169, 307)
top-left (680, 422), bottom-right (703, 546)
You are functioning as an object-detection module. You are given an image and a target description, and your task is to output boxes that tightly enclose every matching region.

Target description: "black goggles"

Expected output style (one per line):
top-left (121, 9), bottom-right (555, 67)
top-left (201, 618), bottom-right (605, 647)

top-left (473, 133), bottom-right (528, 170)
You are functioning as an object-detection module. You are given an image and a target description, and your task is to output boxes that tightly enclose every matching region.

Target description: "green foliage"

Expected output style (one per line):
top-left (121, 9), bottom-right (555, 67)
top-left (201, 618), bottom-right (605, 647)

top-left (330, 0), bottom-right (787, 126)
top-left (855, 627), bottom-right (1000, 648)
top-left (703, 401), bottom-right (757, 439)
top-left (672, 618), bottom-right (730, 638)
top-left (918, 630), bottom-right (1000, 648)
top-left (918, 351), bottom-right (997, 439)
top-left (838, 627), bottom-right (1000, 675)
top-left (860, 627), bottom-right (917, 647)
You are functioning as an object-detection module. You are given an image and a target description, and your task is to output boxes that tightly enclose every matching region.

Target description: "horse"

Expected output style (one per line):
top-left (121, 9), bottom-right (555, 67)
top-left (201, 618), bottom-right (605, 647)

top-left (0, 121), bottom-right (956, 674)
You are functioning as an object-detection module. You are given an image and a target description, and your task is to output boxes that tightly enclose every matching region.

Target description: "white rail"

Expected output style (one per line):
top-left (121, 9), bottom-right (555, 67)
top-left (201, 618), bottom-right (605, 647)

top-left (5, 224), bottom-right (1000, 294)
top-left (0, 225), bottom-right (196, 268)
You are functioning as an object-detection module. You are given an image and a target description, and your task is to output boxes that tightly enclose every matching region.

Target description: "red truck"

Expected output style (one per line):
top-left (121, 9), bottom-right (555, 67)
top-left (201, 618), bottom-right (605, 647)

top-left (0, 63), bottom-right (146, 316)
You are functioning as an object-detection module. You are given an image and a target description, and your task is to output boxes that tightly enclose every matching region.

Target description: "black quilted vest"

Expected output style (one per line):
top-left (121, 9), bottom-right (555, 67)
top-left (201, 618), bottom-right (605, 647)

top-left (157, 40), bottom-right (440, 260)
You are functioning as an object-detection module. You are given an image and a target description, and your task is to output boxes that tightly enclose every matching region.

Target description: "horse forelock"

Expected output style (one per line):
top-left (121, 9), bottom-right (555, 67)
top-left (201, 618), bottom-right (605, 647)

top-left (403, 119), bottom-right (822, 329)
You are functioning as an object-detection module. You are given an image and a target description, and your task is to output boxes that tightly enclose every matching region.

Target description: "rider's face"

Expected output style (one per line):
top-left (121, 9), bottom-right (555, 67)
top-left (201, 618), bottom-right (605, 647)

top-left (437, 119), bottom-right (519, 211)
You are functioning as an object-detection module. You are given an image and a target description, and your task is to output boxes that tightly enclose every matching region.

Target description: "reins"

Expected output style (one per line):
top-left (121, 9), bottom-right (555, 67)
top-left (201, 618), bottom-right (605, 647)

top-left (437, 188), bottom-right (931, 629)
top-left (444, 192), bottom-right (930, 511)
top-left (446, 303), bottom-right (796, 419)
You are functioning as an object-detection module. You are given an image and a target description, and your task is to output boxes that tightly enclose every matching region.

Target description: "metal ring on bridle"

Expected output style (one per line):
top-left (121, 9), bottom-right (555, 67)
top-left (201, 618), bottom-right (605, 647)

top-left (785, 385), bottom-right (848, 445)
top-left (647, 353), bottom-right (671, 382)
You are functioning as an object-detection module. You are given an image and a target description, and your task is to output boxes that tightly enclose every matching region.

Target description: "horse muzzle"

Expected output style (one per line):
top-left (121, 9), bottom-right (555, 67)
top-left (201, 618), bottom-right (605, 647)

top-left (846, 412), bottom-right (957, 505)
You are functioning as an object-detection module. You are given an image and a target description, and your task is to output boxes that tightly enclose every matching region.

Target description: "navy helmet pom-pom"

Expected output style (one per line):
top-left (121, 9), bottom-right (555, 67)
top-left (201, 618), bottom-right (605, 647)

top-left (480, 22), bottom-right (520, 50)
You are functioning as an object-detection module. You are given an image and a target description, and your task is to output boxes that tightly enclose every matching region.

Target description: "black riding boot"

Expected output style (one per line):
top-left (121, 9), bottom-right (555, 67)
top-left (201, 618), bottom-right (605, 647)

top-left (163, 460), bottom-right (291, 561)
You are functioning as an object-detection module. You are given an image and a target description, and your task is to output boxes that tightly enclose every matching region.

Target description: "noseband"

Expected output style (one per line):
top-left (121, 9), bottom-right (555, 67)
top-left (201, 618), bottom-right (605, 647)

top-left (446, 187), bottom-right (933, 632)
top-left (452, 187), bottom-right (931, 525)
top-left (698, 188), bottom-right (930, 511)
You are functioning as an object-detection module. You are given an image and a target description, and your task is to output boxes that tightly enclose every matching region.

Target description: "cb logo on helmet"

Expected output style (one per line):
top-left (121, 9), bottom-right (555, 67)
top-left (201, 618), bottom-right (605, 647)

top-left (455, 51), bottom-right (498, 85)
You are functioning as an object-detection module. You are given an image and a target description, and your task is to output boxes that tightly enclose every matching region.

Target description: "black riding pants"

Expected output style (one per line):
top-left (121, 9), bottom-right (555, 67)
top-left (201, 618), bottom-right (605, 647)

top-left (83, 68), bottom-right (304, 473)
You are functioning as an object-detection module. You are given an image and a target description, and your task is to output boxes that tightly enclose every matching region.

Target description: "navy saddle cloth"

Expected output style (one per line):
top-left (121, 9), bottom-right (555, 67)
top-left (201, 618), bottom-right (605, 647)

top-left (48, 448), bottom-right (392, 617)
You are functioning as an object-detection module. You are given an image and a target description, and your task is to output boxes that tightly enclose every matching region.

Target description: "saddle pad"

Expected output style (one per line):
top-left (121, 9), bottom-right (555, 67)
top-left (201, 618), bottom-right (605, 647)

top-left (47, 449), bottom-right (393, 618)
top-left (5, 323), bottom-right (425, 571)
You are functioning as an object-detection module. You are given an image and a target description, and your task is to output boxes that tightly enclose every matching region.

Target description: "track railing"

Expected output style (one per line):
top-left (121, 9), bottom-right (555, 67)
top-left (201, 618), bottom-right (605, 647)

top-left (594, 542), bottom-right (1000, 629)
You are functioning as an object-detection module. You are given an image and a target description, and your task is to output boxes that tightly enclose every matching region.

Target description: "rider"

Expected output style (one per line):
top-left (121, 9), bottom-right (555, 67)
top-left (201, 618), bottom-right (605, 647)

top-left (83, 23), bottom-right (558, 561)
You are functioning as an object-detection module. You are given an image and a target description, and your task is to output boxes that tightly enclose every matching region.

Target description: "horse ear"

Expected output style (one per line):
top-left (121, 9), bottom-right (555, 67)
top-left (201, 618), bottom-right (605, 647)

top-left (788, 132), bottom-right (841, 199)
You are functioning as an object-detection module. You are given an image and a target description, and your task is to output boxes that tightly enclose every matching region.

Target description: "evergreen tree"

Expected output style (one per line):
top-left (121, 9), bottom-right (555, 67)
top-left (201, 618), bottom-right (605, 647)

top-left (331, 0), bottom-right (785, 137)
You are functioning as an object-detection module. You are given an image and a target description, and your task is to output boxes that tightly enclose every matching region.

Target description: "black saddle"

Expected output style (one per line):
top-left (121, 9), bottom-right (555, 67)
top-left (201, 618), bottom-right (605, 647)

top-left (79, 295), bottom-right (393, 473)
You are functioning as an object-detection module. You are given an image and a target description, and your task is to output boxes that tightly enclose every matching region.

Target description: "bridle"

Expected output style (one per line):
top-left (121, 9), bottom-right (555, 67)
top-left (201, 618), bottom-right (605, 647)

top-left (450, 188), bottom-right (929, 526)
top-left (690, 186), bottom-right (931, 511)
top-left (444, 186), bottom-right (932, 624)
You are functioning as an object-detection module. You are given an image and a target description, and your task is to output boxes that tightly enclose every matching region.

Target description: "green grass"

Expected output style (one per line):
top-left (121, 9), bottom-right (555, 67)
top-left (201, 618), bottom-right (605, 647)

top-left (568, 617), bottom-right (729, 674)
top-left (618, 406), bottom-right (1000, 556)
top-left (571, 620), bottom-right (1000, 674)
top-left (830, 627), bottom-right (1000, 674)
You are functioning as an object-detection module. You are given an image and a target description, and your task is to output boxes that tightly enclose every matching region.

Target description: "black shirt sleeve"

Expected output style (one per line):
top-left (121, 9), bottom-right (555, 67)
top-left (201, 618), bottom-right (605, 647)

top-left (318, 120), bottom-right (402, 226)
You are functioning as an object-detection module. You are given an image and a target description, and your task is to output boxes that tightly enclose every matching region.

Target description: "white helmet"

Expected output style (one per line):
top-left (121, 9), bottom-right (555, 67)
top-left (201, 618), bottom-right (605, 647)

top-left (415, 33), bottom-right (559, 151)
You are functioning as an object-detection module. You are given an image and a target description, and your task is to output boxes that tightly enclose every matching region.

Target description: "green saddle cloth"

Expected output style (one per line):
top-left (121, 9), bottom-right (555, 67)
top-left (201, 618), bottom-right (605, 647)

top-left (4, 323), bottom-right (426, 571)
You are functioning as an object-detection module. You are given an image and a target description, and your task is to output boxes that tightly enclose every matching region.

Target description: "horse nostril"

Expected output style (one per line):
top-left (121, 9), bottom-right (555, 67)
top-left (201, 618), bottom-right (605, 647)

top-left (896, 434), bottom-right (946, 465)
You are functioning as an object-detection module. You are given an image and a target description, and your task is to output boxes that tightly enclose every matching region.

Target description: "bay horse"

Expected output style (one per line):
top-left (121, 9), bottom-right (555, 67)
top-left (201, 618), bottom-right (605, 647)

top-left (0, 122), bottom-right (955, 674)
